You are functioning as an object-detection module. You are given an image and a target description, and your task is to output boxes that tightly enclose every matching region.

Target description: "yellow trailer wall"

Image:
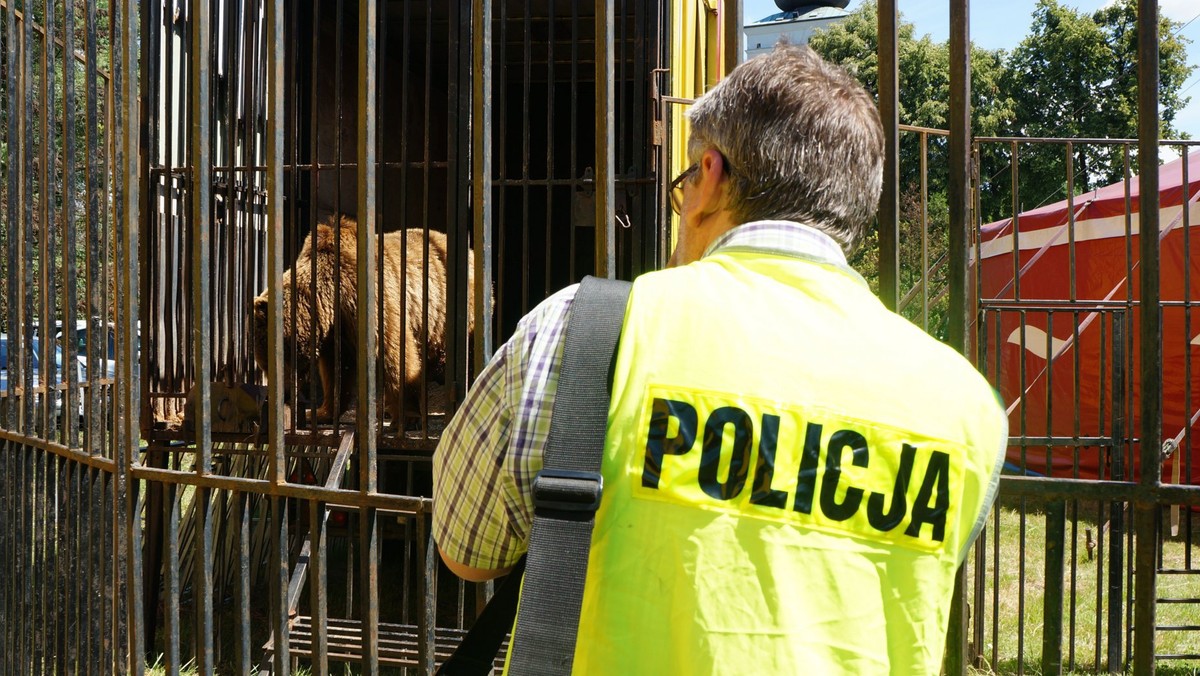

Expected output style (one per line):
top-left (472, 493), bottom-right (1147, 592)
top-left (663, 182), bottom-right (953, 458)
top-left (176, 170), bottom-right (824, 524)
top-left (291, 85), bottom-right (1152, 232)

top-left (667, 0), bottom-right (738, 252)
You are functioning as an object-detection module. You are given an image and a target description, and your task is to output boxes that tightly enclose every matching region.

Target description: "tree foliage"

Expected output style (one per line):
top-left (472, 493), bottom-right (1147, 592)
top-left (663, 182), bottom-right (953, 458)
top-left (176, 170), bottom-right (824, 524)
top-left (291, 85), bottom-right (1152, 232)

top-left (808, 0), bottom-right (1194, 337)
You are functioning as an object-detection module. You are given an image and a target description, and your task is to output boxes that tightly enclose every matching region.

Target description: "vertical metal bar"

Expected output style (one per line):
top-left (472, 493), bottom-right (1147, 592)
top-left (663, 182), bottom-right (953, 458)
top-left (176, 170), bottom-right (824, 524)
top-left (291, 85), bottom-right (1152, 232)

top-left (359, 505), bottom-right (378, 675)
top-left (521, 0), bottom-right (531, 310)
top-left (136, 0), bottom-right (153, 440)
top-left (19, 0), bottom-right (34, 438)
top-left (0, 433), bottom-right (4, 672)
top-left (165, 484), bottom-right (181, 673)
top-left (1011, 142), bottom-right (1021, 301)
top-left (308, 500), bottom-right (329, 675)
top-left (595, 0), bottom-right (615, 278)
top-left (568, 2), bottom-right (578, 284)
top-left (1046, 312), bottom-right (1055, 476)
top-left (235, 491), bottom-right (251, 674)
top-left (266, 4), bottom-right (289, 670)
top-left (357, 1), bottom-right (380, 671)
top-left (221, 0), bottom-right (239, 382)
top-left (357, 0), bottom-right (378, 483)
top-left (265, 0), bottom-right (285, 485)
top-left (472, 0), bottom-right (494, 366)
top-left (63, 0), bottom-right (80, 449)
top-left (1109, 310), bottom-right (1126, 673)
top-left (421, 0), bottom-right (434, 434)
top-left (40, 0), bottom-right (58, 443)
top-left (191, 0), bottom-right (214, 474)
top-left (32, 448), bottom-right (44, 674)
top-left (721, 0), bottom-right (742, 71)
top-left (55, 457), bottom-right (68, 674)
top-left (920, 132), bottom-right (929, 330)
top-left (419, 511), bottom-right (435, 674)
top-left (101, 472), bottom-right (113, 673)
top-left (2, 443), bottom-right (9, 666)
top-left (271, 494), bottom-right (290, 673)
top-left (544, 0), bottom-right (555, 297)
top-left (1134, 0), bottom-right (1161, 672)
top-left (944, 0), bottom-right (972, 672)
top-left (1044, 500), bottom-right (1066, 675)
top-left (194, 486), bottom-right (214, 675)
top-left (116, 0), bottom-right (144, 667)
top-left (331, 0), bottom-right (344, 435)
top-left (1, 443), bottom-right (9, 668)
top-left (445, 0), bottom-right (468, 408)
top-left (48, 456), bottom-right (60, 671)
top-left (1066, 143), bottom-right (1076, 302)
top-left (2, 0), bottom-right (16, 433)
top-left (187, 0), bottom-right (213, 670)
top-left (947, 0), bottom-right (972, 353)
top-left (876, 0), bottom-right (900, 312)
top-left (1124, 146), bottom-right (1134, 305)
top-left (1184, 151), bottom-right (1194, 561)
top-left (17, 439), bottom-right (28, 672)
top-left (68, 460), bottom-right (81, 672)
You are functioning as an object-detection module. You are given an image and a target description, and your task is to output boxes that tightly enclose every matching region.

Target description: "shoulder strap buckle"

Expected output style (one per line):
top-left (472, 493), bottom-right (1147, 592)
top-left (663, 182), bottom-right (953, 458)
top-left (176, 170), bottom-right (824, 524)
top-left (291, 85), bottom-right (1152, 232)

top-left (532, 468), bottom-right (604, 513)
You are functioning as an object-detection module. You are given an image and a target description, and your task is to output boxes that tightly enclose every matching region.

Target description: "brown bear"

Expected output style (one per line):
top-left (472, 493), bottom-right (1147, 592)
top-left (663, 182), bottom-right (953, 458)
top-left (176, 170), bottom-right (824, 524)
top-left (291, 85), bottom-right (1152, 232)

top-left (251, 215), bottom-right (477, 424)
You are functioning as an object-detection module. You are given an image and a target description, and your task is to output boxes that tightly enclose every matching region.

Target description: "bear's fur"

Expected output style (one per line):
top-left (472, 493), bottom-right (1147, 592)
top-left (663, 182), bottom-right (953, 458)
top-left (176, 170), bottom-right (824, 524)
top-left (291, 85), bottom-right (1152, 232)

top-left (251, 215), bottom-right (476, 423)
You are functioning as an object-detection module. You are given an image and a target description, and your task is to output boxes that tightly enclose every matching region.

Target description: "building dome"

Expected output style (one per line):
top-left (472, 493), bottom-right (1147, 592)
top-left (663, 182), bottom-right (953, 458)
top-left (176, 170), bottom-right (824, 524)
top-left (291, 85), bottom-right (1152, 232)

top-left (774, 0), bottom-right (851, 10)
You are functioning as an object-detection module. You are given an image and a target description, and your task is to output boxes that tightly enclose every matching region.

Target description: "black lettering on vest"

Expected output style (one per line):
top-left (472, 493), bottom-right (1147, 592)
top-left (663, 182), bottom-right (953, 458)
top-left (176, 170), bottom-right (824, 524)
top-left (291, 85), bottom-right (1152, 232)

top-left (905, 450), bottom-right (951, 542)
top-left (642, 398), bottom-right (697, 489)
top-left (866, 443), bottom-right (917, 532)
top-left (820, 430), bottom-right (868, 522)
top-left (750, 413), bottom-right (787, 508)
top-left (793, 422), bottom-right (824, 514)
top-left (699, 406), bottom-right (752, 501)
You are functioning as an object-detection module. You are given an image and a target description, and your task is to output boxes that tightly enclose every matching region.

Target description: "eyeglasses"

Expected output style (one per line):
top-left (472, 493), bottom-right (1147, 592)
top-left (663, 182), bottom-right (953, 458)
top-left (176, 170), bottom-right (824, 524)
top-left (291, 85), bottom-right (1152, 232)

top-left (668, 163), bottom-right (699, 215)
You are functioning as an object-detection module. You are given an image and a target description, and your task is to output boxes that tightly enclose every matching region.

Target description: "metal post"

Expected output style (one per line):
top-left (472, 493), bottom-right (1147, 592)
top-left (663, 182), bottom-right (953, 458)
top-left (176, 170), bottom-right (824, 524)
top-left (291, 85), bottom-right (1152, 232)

top-left (1134, 0), bottom-right (1162, 672)
top-left (944, 0), bottom-right (972, 672)
top-left (595, 0), bottom-right (615, 278)
top-left (876, 0), bottom-right (900, 312)
top-left (357, 1), bottom-right (381, 671)
top-left (722, 0), bottom-right (743, 70)
top-left (472, 0), bottom-right (494, 365)
top-left (1109, 311), bottom-right (1126, 673)
top-left (116, 0), bottom-right (144, 669)
top-left (1044, 501), bottom-right (1066, 675)
top-left (188, 0), bottom-right (215, 670)
top-left (264, 1), bottom-right (289, 670)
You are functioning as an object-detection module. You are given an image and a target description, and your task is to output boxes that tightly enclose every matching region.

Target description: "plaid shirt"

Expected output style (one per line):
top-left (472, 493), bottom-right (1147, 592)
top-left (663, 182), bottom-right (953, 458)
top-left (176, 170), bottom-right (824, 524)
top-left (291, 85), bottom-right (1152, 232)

top-left (431, 220), bottom-right (853, 570)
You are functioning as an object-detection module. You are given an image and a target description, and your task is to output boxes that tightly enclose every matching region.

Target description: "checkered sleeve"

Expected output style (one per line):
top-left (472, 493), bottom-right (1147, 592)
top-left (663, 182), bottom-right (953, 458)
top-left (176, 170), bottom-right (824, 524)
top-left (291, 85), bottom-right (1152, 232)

top-left (432, 285), bottom-right (578, 570)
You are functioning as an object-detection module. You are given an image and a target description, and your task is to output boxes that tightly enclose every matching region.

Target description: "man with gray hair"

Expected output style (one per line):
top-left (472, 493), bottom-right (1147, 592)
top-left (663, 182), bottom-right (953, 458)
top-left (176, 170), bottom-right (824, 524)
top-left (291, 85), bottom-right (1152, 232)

top-left (434, 43), bottom-right (1006, 673)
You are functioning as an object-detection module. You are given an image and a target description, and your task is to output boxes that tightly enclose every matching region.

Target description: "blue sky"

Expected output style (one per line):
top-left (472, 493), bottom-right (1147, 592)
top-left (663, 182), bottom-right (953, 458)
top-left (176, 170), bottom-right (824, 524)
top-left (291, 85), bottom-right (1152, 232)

top-left (744, 0), bottom-right (1200, 138)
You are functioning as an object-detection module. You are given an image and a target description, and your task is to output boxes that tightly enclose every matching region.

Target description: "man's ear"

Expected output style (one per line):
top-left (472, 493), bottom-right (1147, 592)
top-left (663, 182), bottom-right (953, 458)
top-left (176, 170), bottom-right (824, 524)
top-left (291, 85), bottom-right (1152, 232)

top-left (692, 148), bottom-right (729, 222)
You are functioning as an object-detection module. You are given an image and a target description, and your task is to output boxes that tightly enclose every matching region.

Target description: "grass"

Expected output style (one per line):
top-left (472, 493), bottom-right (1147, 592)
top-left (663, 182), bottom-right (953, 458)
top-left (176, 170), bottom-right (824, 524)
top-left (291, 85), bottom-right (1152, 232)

top-left (966, 499), bottom-right (1200, 675)
top-left (138, 471), bottom-right (1200, 674)
top-left (144, 656), bottom-right (314, 676)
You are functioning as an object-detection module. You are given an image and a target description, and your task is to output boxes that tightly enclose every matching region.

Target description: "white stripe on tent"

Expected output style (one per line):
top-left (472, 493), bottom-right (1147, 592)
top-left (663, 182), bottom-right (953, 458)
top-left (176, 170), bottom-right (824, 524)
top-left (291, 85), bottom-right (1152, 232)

top-left (1006, 326), bottom-right (1070, 360)
top-left (980, 202), bottom-right (1200, 260)
top-left (998, 188), bottom-right (1200, 418)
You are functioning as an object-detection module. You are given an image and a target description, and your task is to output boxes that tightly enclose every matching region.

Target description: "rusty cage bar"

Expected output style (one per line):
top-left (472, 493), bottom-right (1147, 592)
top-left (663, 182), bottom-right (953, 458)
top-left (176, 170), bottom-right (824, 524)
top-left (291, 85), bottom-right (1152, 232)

top-left (1, 0), bottom-right (674, 672)
top-left (5, 0), bottom-right (1200, 672)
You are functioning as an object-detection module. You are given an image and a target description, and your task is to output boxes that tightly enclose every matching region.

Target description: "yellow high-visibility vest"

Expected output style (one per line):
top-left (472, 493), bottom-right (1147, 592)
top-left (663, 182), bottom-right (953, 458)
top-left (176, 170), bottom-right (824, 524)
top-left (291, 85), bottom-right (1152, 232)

top-left (553, 246), bottom-right (1007, 674)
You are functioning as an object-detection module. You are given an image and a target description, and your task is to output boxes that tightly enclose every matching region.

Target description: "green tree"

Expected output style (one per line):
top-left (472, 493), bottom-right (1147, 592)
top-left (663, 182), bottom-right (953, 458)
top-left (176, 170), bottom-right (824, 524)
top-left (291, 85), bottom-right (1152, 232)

top-left (808, 0), bottom-right (1194, 339)
top-left (809, 2), bottom-right (1013, 336)
top-left (993, 0), bottom-right (1194, 216)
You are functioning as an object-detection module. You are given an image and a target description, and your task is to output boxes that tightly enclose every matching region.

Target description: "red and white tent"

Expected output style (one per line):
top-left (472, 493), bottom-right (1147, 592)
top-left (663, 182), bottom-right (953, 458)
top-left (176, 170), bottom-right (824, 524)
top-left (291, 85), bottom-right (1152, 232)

top-left (978, 150), bottom-right (1200, 482)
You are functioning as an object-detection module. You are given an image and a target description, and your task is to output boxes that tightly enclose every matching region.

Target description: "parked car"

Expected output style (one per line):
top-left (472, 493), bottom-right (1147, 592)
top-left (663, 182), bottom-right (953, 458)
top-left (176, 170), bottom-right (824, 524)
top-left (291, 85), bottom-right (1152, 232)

top-left (1, 320), bottom-right (135, 424)
top-left (56, 319), bottom-right (118, 382)
top-left (0, 333), bottom-right (68, 418)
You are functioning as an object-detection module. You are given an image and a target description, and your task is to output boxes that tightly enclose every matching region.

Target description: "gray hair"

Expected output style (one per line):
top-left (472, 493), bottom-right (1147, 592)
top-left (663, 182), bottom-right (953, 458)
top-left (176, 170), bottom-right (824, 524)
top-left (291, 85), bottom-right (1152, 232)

top-left (686, 43), bottom-right (884, 254)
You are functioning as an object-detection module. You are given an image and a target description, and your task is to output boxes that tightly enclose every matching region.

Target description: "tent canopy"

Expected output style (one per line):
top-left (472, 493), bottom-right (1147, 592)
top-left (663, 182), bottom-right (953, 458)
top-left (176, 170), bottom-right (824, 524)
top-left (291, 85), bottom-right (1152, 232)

top-left (978, 150), bottom-right (1200, 482)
